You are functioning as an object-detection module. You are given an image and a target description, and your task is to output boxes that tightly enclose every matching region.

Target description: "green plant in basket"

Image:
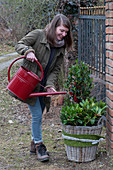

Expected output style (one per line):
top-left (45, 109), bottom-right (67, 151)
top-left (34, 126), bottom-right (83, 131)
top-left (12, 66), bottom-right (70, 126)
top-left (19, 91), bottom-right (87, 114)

top-left (60, 60), bottom-right (107, 126)
top-left (60, 97), bottom-right (107, 126)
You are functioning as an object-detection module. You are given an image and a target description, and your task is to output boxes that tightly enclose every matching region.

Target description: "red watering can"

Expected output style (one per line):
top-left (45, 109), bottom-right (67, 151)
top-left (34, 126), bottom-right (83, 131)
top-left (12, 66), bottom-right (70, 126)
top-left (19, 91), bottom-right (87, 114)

top-left (7, 56), bottom-right (66, 101)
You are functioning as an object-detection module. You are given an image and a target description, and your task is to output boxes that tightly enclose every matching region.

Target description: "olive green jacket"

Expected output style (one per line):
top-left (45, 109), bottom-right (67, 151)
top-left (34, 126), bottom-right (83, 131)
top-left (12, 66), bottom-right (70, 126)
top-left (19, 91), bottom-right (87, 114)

top-left (15, 29), bottom-right (65, 109)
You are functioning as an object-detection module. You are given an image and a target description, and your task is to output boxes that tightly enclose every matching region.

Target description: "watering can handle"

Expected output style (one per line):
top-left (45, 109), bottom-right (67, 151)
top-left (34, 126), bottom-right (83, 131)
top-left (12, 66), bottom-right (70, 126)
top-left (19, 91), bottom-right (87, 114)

top-left (8, 56), bottom-right (43, 82)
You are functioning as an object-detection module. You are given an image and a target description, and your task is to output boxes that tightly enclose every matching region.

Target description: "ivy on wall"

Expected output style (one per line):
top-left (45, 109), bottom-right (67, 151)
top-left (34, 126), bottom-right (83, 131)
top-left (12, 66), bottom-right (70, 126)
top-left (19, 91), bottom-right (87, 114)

top-left (56, 0), bottom-right (80, 15)
top-left (80, 0), bottom-right (97, 7)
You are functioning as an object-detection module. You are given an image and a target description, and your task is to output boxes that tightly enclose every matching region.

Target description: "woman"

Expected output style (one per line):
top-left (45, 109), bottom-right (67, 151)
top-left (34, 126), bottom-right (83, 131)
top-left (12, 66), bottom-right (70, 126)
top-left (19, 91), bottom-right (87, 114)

top-left (15, 14), bottom-right (73, 162)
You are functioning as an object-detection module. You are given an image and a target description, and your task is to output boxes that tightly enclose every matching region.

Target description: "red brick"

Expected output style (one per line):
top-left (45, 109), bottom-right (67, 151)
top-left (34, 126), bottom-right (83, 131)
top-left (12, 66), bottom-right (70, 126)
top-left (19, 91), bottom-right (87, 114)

top-left (106, 58), bottom-right (113, 67)
top-left (109, 35), bottom-right (113, 42)
top-left (106, 10), bottom-right (113, 18)
top-left (106, 51), bottom-right (113, 60)
top-left (106, 135), bottom-right (113, 148)
top-left (106, 97), bottom-right (113, 109)
top-left (106, 51), bottom-right (109, 58)
top-left (109, 108), bottom-right (113, 117)
top-left (106, 42), bottom-right (113, 50)
top-left (106, 35), bottom-right (109, 42)
top-left (106, 0), bottom-right (113, 2)
top-left (105, 3), bottom-right (109, 10)
top-left (107, 116), bottom-right (113, 126)
top-left (106, 89), bottom-right (113, 100)
top-left (106, 120), bottom-right (113, 132)
top-left (106, 27), bottom-right (113, 34)
top-left (106, 2), bottom-right (113, 10)
top-left (106, 128), bottom-right (113, 141)
top-left (106, 82), bottom-right (113, 92)
top-left (106, 74), bottom-right (113, 84)
top-left (106, 112), bottom-right (113, 123)
top-left (106, 35), bottom-right (113, 42)
top-left (106, 19), bottom-right (113, 26)
top-left (108, 67), bottom-right (113, 75)
top-left (106, 82), bottom-right (109, 89)
top-left (106, 66), bottom-right (113, 75)
top-left (106, 105), bottom-right (113, 117)
top-left (106, 66), bottom-right (109, 73)
top-left (109, 2), bottom-right (113, 10)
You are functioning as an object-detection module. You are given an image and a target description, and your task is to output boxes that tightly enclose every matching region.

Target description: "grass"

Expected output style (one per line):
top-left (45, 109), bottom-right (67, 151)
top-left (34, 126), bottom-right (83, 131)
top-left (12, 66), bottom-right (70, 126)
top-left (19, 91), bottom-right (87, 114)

top-left (0, 43), bottom-right (15, 56)
top-left (0, 43), bottom-right (19, 64)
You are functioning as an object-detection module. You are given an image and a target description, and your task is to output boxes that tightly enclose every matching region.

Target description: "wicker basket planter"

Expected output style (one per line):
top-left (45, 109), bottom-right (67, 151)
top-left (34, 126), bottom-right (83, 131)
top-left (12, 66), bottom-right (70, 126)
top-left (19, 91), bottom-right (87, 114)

top-left (62, 119), bottom-right (104, 162)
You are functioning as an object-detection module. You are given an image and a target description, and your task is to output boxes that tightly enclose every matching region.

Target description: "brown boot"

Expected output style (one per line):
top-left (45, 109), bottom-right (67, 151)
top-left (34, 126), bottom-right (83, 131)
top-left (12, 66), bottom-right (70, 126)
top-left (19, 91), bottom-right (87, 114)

top-left (30, 140), bottom-right (49, 156)
top-left (30, 140), bottom-right (36, 154)
top-left (36, 143), bottom-right (49, 162)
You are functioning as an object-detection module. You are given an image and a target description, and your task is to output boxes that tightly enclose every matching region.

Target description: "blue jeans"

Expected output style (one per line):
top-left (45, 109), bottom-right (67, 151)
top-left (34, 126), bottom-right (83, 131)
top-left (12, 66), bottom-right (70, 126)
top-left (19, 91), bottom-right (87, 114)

top-left (28, 97), bottom-right (45, 144)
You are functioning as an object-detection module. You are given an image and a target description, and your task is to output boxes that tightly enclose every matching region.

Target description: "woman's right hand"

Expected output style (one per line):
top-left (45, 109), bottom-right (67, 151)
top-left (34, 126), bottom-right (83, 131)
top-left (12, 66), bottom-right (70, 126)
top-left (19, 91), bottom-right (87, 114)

top-left (26, 52), bottom-right (37, 62)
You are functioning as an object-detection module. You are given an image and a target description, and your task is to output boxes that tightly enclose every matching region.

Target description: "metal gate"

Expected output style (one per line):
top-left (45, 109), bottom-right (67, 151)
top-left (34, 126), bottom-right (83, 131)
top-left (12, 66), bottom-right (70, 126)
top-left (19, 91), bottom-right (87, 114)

top-left (78, 6), bottom-right (106, 102)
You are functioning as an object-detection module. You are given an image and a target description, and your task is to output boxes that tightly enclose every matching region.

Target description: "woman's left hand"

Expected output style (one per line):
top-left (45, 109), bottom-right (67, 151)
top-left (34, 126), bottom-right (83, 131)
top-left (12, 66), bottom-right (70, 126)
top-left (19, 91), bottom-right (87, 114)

top-left (46, 87), bottom-right (56, 97)
top-left (26, 52), bottom-right (37, 62)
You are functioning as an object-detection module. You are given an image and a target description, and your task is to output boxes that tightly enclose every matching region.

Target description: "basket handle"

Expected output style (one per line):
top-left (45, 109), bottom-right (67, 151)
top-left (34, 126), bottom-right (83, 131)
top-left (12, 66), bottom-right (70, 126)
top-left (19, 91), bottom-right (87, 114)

top-left (97, 115), bottom-right (106, 126)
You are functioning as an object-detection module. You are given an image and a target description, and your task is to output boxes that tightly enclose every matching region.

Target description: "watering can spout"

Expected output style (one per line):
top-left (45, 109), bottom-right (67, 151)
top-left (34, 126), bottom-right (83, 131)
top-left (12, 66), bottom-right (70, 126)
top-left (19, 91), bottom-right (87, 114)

top-left (29, 91), bottom-right (67, 97)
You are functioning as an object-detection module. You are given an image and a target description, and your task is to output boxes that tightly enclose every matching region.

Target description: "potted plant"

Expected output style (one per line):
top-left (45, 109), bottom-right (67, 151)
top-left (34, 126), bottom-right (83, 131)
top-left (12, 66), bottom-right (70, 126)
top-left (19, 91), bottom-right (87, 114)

top-left (60, 60), bottom-right (107, 162)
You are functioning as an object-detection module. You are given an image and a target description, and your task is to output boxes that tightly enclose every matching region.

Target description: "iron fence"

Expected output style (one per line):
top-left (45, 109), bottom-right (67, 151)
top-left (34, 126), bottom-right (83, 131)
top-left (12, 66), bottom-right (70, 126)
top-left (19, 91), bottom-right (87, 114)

top-left (78, 6), bottom-right (106, 101)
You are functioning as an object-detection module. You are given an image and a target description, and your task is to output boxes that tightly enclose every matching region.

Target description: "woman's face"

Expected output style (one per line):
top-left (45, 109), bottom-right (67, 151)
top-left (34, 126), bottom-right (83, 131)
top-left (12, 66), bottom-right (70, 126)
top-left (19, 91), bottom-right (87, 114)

top-left (55, 24), bottom-right (69, 41)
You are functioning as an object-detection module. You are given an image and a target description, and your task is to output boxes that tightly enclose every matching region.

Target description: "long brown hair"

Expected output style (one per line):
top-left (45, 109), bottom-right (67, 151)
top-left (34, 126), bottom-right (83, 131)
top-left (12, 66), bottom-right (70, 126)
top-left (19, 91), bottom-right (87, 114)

top-left (45, 14), bottom-right (73, 52)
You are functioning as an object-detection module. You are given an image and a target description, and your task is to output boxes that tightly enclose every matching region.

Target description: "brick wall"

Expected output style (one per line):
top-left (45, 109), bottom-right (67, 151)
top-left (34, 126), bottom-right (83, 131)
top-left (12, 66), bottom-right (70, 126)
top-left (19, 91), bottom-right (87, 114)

top-left (105, 0), bottom-right (113, 154)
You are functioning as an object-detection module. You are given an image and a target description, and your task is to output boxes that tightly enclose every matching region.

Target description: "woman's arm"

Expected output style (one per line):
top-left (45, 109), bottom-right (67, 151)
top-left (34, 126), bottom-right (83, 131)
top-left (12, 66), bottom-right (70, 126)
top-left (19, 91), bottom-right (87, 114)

top-left (15, 29), bottom-right (40, 56)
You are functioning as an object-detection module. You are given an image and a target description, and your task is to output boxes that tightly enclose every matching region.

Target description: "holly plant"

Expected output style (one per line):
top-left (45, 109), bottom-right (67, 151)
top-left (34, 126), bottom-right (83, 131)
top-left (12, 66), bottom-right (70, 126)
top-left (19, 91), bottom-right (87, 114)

top-left (65, 59), bottom-right (93, 104)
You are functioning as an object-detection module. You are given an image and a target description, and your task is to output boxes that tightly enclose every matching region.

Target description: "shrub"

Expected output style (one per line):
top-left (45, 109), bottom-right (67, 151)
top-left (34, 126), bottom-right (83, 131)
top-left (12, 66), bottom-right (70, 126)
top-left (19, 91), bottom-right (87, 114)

top-left (60, 97), bottom-right (106, 126)
top-left (60, 60), bottom-right (107, 126)
top-left (64, 59), bottom-right (93, 104)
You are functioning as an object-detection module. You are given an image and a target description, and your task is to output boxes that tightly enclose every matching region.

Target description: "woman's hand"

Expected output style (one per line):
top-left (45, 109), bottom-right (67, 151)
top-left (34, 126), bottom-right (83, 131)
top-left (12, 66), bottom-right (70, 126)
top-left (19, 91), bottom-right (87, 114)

top-left (46, 87), bottom-right (56, 97)
top-left (26, 52), bottom-right (37, 62)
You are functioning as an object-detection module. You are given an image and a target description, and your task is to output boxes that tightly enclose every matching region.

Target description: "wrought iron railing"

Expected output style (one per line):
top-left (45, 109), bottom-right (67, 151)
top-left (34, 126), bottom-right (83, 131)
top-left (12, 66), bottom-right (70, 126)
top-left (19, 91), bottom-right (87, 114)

top-left (80, 6), bottom-right (105, 16)
top-left (78, 6), bottom-right (106, 101)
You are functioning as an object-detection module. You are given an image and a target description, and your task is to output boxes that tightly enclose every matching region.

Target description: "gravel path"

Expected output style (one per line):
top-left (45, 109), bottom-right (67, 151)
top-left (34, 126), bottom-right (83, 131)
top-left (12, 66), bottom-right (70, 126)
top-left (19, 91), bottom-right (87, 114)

top-left (0, 59), bottom-right (19, 71)
top-left (0, 52), bottom-right (19, 72)
top-left (0, 52), bottom-right (17, 59)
